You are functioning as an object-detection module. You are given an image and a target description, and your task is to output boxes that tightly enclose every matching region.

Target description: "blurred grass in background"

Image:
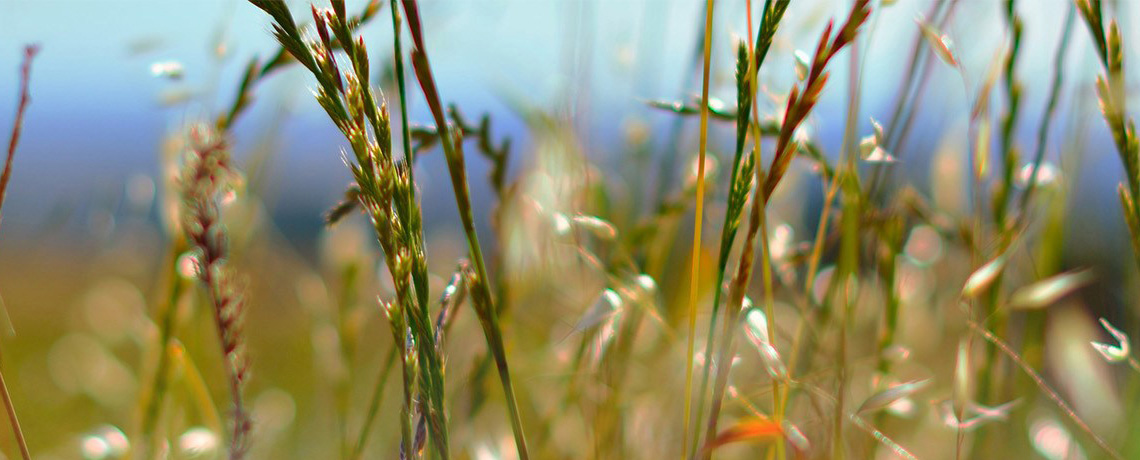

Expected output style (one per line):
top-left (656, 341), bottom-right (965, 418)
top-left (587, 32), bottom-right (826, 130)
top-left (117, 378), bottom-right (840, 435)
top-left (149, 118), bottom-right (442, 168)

top-left (1, 0), bottom-right (1140, 459)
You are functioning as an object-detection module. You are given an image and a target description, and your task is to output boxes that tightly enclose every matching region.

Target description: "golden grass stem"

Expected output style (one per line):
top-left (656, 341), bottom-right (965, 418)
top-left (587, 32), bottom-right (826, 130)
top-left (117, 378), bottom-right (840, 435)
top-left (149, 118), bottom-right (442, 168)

top-left (748, 7), bottom-right (784, 460)
top-left (682, 0), bottom-right (716, 457)
top-left (138, 240), bottom-right (188, 459)
top-left (0, 368), bottom-right (29, 460)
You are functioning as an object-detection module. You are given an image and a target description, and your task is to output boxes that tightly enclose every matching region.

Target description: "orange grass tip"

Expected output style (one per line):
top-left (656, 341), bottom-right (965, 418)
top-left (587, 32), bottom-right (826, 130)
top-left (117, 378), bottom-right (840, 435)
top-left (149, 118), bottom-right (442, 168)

top-left (701, 417), bottom-right (809, 455)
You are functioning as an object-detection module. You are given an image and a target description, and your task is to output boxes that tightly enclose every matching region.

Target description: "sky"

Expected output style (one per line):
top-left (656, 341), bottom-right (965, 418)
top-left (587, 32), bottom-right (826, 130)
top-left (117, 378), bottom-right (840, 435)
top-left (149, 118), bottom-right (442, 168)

top-left (0, 0), bottom-right (1135, 248)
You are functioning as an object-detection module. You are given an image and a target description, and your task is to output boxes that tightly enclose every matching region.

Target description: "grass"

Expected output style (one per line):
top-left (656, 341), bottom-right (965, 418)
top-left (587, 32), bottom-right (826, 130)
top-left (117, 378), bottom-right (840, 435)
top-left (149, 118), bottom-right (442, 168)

top-left (3, 1), bottom-right (1140, 459)
top-left (0, 44), bottom-right (39, 460)
top-left (177, 126), bottom-right (253, 460)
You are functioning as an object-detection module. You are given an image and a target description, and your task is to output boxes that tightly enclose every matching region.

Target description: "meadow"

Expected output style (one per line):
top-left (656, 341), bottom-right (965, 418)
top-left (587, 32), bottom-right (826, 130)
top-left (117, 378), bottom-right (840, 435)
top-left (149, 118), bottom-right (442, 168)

top-left (1, 0), bottom-right (1139, 459)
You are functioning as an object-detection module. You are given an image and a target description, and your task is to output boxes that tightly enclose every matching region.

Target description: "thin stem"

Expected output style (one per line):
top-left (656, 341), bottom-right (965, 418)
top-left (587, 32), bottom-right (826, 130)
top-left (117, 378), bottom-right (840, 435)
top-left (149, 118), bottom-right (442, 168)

top-left (0, 44), bottom-right (39, 460)
top-left (399, 1), bottom-right (528, 456)
top-left (139, 240), bottom-right (188, 459)
top-left (1015, 5), bottom-right (1074, 219)
top-left (758, 209), bottom-right (784, 460)
top-left (965, 318), bottom-right (1122, 460)
top-left (388, 0), bottom-right (430, 313)
top-left (350, 348), bottom-right (397, 460)
top-left (701, 184), bottom-right (760, 460)
top-left (0, 45), bottom-right (40, 231)
top-left (682, 0), bottom-right (716, 456)
top-left (866, 0), bottom-right (951, 199)
top-left (690, 6), bottom-right (788, 457)
top-left (0, 369), bottom-right (28, 460)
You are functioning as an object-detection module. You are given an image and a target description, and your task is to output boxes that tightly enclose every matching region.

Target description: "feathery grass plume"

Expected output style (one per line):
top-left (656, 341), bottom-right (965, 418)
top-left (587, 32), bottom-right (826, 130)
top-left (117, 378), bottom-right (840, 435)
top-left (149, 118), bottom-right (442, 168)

top-left (178, 125), bottom-right (252, 460)
top-left (245, 1), bottom-right (453, 456)
top-left (219, 0), bottom-right (383, 132)
top-left (404, 263), bottom-right (470, 458)
top-left (680, 0), bottom-right (716, 455)
top-left (1075, 0), bottom-right (1140, 268)
top-left (397, 0), bottom-right (530, 457)
top-left (349, 3), bottom-right (415, 458)
top-left (0, 44), bottom-right (39, 460)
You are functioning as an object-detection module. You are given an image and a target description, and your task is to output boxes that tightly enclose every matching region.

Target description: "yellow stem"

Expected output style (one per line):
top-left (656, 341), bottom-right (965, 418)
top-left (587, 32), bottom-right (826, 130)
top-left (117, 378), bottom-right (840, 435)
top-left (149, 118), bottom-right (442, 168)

top-left (682, 0), bottom-right (716, 456)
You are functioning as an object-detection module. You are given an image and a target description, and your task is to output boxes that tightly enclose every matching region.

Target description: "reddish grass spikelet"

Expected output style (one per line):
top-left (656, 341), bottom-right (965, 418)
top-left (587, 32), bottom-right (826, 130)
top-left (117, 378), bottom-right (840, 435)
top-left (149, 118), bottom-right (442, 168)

top-left (179, 126), bottom-right (252, 460)
top-left (761, 0), bottom-right (871, 200)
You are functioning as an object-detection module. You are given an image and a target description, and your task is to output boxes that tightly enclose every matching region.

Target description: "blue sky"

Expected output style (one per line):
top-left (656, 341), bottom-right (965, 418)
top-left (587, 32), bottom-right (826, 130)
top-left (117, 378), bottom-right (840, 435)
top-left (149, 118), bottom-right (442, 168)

top-left (0, 0), bottom-right (1133, 246)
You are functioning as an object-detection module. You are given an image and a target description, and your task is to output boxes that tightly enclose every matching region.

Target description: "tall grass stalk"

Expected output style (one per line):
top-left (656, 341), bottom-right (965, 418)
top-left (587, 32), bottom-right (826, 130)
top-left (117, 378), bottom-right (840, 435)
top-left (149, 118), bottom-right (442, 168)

top-left (680, 0), bottom-right (715, 456)
top-left (688, 4), bottom-right (787, 458)
top-left (699, 3), bottom-right (870, 458)
top-left (247, 1), bottom-right (533, 456)
top-left (992, 0), bottom-right (1024, 227)
top-left (403, 104), bottom-right (515, 430)
top-left (245, 1), bottom-right (454, 456)
top-left (688, 41), bottom-right (753, 460)
top-left (0, 44), bottom-right (38, 460)
top-left (397, 1), bottom-right (530, 456)
top-left (1005, 8), bottom-right (1075, 453)
top-left (746, 5), bottom-right (788, 458)
top-left (349, 3), bottom-right (415, 457)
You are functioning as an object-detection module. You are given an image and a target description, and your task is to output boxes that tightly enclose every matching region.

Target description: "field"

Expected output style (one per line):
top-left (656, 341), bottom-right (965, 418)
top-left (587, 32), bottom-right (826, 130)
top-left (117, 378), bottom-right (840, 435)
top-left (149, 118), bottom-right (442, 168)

top-left (1, 0), bottom-right (1139, 459)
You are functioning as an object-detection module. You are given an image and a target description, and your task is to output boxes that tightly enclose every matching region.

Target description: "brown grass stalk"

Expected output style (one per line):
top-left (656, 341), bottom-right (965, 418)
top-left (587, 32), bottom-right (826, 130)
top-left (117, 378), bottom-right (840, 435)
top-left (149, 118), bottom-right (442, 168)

top-left (0, 44), bottom-right (40, 460)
